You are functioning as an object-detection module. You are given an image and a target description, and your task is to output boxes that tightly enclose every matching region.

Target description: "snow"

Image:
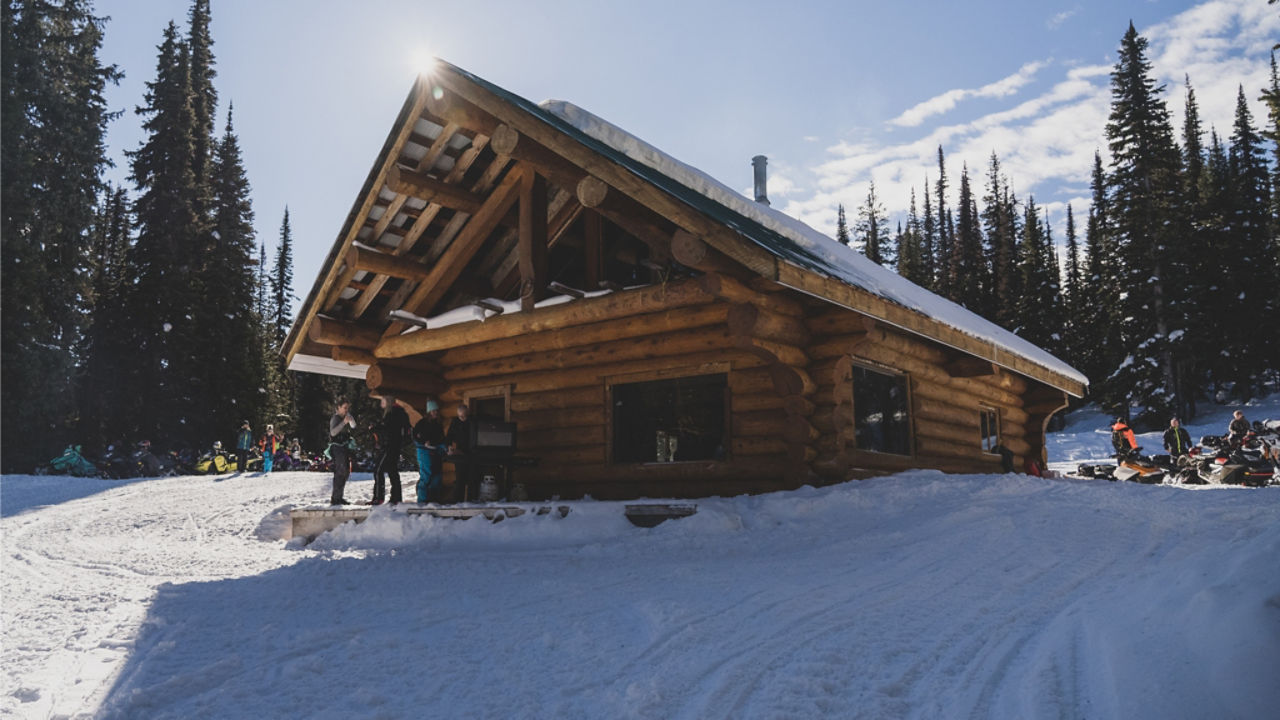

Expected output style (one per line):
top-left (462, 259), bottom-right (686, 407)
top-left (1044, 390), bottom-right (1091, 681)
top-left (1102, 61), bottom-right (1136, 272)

top-left (3, 399), bottom-right (1279, 719)
top-left (540, 100), bottom-right (1087, 390)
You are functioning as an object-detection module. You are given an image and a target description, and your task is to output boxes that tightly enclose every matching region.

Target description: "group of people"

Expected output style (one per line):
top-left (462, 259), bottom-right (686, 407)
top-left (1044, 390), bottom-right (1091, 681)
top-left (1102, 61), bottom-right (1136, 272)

top-left (1110, 410), bottom-right (1252, 458)
top-left (327, 396), bottom-right (476, 507)
top-left (229, 420), bottom-right (300, 473)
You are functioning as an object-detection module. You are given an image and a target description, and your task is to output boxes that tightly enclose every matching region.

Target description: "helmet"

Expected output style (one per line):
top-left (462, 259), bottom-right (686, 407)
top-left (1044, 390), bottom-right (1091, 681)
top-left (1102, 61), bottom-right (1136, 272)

top-left (213, 440), bottom-right (222, 450)
top-left (426, 400), bottom-right (440, 412)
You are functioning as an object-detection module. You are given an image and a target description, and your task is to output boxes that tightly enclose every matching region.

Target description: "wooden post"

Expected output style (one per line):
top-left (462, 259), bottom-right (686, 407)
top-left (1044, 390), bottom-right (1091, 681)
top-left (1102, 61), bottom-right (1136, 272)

top-left (519, 171), bottom-right (549, 312)
top-left (308, 315), bottom-right (382, 349)
top-left (584, 212), bottom-right (602, 290)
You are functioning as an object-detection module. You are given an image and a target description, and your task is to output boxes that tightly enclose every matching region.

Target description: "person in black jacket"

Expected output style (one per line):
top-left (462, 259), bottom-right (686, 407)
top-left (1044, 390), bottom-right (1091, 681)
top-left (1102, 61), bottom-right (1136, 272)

top-left (371, 395), bottom-right (410, 505)
top-left (445, 403), bottom-right (475, 503)
top-left (329, 399), bottom-right (356, 505)
top-left (1227, 411), bottom-right (1250, 445)
top-left (1162, 417), bottom-right (1192, 456)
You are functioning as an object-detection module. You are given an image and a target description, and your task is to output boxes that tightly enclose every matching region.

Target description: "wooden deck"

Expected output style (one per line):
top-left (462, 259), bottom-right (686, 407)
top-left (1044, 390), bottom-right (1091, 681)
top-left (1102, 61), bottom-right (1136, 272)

top-left (288, 502), bottom-right (699, 542)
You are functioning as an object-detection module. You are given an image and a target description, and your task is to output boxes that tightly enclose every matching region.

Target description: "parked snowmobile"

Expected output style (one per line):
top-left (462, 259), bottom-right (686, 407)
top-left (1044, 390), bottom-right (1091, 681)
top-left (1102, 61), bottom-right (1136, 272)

top-left (1110, 447), bottom-right (1168, 484)
top-left (34, 445), bottom-right (101, 477)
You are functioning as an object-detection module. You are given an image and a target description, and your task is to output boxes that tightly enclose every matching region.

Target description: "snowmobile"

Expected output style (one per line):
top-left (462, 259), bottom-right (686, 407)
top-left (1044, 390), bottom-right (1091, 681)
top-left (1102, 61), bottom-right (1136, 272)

top-left (1110, 447), bottom-right (1169, 484)
top-left (34, 445), bottom-right (102, 478)
top-left (1179, 434), bottom-right (1277, 486)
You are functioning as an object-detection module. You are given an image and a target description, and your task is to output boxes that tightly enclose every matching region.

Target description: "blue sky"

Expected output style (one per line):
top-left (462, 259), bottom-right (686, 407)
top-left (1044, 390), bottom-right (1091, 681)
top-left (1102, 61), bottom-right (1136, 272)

top-left (94, 0), bottom-right (1278, 296)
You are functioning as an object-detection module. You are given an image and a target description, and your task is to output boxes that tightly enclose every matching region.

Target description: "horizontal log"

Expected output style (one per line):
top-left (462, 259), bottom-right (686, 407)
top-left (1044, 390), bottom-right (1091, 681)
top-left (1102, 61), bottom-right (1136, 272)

top-left (769, 363), bottom-right (816, 397)
top-left (851, 342), bottom-right (1025, 408)
top-left (440, 303), bottom-right (730, 367)
top-left (782, 419), bottom-right (820, 445)
top-left (806, 310), bottom-right (879, 339)
top-left (447, 351), bottom-right (762, 397)
top-left (671, 230), bottom-right (749, 277)
top-left (733, 410), bottom-right (787, 438)
top-left (728, 303), bottom-right (809, 347)
top-left (309, 315), bottom-right (383, 349)
top-left (733, 436), bottom-right (789, 457)
top-left (911, 379), bottom-right (1029, 425)
top-left (539, 445), bottom-right (607, 467)
top-left (733, 335), bottom-right (809, 368)
top-left (576, 176), bottom-right (677, 251)
top-left (377, 276), bottom-right (716, 359)
top-left (509, 386), bottom-right (604, 413)
top-left (348, 245), bottom-right (431, 282)
top-left (787, 443), bottom-right (818, 464)
top-left (444, 326), bottom-right (735, 382)
top-left (915, 417), bottom-right (984, 448)
top-left (366, 363), bottom-right (446, 395)
top-left (520, 424), bottom-right (604, 449)
top-left (385, 165), bottom-right (486, 214)
top-left (914, 436), bottom-right (993, 462)
top-left (331, 345), bottom-right (376, 366)
top-left (729, 367), bottom-right (776, 396)
top-left (701, 273), bottom-right (803, 317)
top-left (527, 458), bottom-right (793, 489)
top-left (511, 405), bottom-right (604, 430)
top-left (783, 395), bottom-right (816, 417)
top-left (732, 394), bottom-right (787, 413)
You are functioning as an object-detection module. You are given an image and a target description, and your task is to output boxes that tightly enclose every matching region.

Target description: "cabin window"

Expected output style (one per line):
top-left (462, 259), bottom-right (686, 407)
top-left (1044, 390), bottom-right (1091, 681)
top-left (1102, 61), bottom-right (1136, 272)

top-left (980, 407), bottom-right (1000, 453)
top-left (851, 365), bottom-right (911, 455)
top-left (611, 373), bottom-right (728, 464)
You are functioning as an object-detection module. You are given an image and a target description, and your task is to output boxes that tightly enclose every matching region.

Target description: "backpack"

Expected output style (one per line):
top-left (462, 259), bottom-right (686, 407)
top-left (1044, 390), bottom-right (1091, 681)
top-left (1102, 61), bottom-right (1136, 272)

top-left (1111, 428), bottom-right (1128, 455)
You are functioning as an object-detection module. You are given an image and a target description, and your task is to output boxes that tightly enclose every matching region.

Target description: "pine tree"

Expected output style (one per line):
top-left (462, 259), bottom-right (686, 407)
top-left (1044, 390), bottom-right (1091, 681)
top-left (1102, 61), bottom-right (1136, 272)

top-left (78, 184), bottom-right (132, 452)
top-left (1222, 86), bottom-right (1273, 396)
top-left (1103, 23), bottom-right (1192, 421)
top-left (921, 181), bottom-right (936, 289)
top-left (119, 20), bottom-right (208, 446)
top-left (982, 154), bottom-right (1018, 329)
top-left (1013, 199), bottom-right (1065, 354)
top-left (895, 189), bottom-right (929, 286)
top-left (835, 204), bottom-right (850, 246)
top-left (270, 207), bottom-right (296, 344)
top-left (854, 182), bottom-right (888, 265)
top-left (203, 104), bottom-right (264, 442)
top-left (1061, 204), bottom-right (1085, 370)
top-left (949, 164), bottom-right (988, 314)
top-left (933, 149), bottom-right (954, 299)
top-left (1, 0), bottom-right (120, 469)
top-left (1080, 152), bottom-right (1122, 397)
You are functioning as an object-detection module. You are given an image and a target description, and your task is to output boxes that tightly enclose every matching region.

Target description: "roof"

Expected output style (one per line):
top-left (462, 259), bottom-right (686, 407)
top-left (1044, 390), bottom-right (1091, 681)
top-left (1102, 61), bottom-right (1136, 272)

top-left (283, 60), bottom-right (1087, 397)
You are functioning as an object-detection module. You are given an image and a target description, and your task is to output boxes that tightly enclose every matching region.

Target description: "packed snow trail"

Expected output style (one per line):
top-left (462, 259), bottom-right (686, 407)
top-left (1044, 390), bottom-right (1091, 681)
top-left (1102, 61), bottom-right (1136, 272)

top-left (3, 467), bottom-right (1277, 719)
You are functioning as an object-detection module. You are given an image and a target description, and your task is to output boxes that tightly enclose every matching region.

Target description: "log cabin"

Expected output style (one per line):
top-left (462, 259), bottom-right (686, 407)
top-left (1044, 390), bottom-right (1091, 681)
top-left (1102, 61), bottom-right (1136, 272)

top-left (282, 60), bottom-right (1088, 500)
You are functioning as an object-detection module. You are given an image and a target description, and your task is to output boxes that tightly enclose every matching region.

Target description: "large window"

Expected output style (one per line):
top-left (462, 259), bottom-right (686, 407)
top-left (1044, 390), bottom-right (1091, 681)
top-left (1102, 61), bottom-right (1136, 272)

top-left (852, 365), bottom-right (911, 455)
top-left (611, 373), bottom-right (728, 464)
top-left (980, 407), bottom-right (1000, 453)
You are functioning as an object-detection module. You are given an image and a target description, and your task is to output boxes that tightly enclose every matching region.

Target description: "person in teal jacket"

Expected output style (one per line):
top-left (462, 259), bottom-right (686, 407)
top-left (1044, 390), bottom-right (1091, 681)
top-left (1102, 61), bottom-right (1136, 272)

top-left (235, 420), bottom-right (253, 472)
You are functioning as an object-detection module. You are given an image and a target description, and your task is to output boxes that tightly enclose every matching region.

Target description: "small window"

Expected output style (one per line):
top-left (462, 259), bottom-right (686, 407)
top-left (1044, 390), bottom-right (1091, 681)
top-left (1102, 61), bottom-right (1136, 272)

top-left (852, 365), bottom-right (911, 455)
top-left (611, 373), bottom-right (727, 464)
top-left (980, 407), bottom-right (1000, 453)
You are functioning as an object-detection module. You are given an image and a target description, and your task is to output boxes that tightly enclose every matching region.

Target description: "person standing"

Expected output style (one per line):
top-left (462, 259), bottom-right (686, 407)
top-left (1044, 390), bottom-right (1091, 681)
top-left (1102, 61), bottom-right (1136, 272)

top-left (261, 424), bottom-right (280, 472)
top-left (371, 395), bottom-right (410, 505)
top-left (446, 403), bottom-right (475, 503)
top-left (412, 400), bottom-right (445, 503)
top-left (329, 399), bottom-right (356, 505)
top-left (235, 420), bottom-right (253, 473)
top-left (1162, 417), bottom-right (1192, 456)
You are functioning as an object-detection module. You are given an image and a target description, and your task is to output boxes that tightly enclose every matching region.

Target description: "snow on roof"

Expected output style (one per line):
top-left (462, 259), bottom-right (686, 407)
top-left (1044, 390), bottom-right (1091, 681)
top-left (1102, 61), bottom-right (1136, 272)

top-left (539, 99), bottom-right (1088, 389)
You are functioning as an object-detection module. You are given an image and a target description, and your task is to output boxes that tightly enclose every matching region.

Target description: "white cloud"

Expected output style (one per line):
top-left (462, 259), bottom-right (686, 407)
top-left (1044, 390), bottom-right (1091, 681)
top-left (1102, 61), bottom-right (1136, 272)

top-left (789, 0), bottom-right (1278, 244)
top-left (888, 61), bottom-right (1050, 128)
top-left (1048, 7), bottom-right (1079, 29)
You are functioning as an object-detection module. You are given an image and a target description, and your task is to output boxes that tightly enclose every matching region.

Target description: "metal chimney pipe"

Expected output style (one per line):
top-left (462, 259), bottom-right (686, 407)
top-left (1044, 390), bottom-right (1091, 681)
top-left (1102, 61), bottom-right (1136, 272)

top-left (751, 155), bottom-right (770, 206)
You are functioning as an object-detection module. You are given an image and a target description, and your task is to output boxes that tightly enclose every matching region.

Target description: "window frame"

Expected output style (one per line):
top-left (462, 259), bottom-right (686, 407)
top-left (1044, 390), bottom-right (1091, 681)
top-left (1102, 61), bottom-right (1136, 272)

top-left (605, 363), bottom-right (731, 466)
top-left (849, 360), bottom-right (914, 457)
top-left (980, 406), bottom-right (1001, 454)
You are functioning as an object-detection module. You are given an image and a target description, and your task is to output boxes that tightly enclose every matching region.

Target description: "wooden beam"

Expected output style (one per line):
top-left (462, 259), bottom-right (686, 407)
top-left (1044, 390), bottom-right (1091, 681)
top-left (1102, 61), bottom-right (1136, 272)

top-left (331, 346), bottom-right (377, 366)
top-left (945, 355), bottom-right (998, 378)
top-left (424, 86), bottom-right (502, 137)
top-left (308, 315), bottom-right (383, 349)
top-left (390, 164), bottom-right (528, 326)
top-left (494, 192), bottom-right (582, 297)
top-left (385, 165), bottom-right (486, 214)
top-left (348, 245), bottom-right (431, 281)
top-left (491, 124), bottom-right (586, 191)
top-left (671, 230), bottom-right (748, 277)
top-left (576, 176), bottom-right (677, 252)
top-left (366, 363), bottom-right (447, 396)
top-left (518, 171), bottom-right (549, 312)
top-left (700, 272), bottom-right (803, 317)
top-left (584, 211), bottom-right (602, 289)
top-left (375, 275), bottom-right (716, 359)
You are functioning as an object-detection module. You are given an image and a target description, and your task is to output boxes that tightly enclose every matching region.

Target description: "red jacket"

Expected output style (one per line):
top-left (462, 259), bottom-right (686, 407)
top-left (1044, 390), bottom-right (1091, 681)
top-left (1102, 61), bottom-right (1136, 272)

top-left (1112, 421), bottom-right (1137, 450)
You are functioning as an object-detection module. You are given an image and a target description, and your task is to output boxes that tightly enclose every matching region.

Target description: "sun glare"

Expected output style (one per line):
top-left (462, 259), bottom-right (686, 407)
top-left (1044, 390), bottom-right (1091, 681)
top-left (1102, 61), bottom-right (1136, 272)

top-left (410, 48), bottom-right (439, 78)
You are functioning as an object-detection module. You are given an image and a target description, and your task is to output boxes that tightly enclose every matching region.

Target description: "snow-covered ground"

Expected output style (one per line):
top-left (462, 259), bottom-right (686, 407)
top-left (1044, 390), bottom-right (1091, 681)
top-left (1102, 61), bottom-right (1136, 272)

top-left (2, 400), bottom-right (1278, 719)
